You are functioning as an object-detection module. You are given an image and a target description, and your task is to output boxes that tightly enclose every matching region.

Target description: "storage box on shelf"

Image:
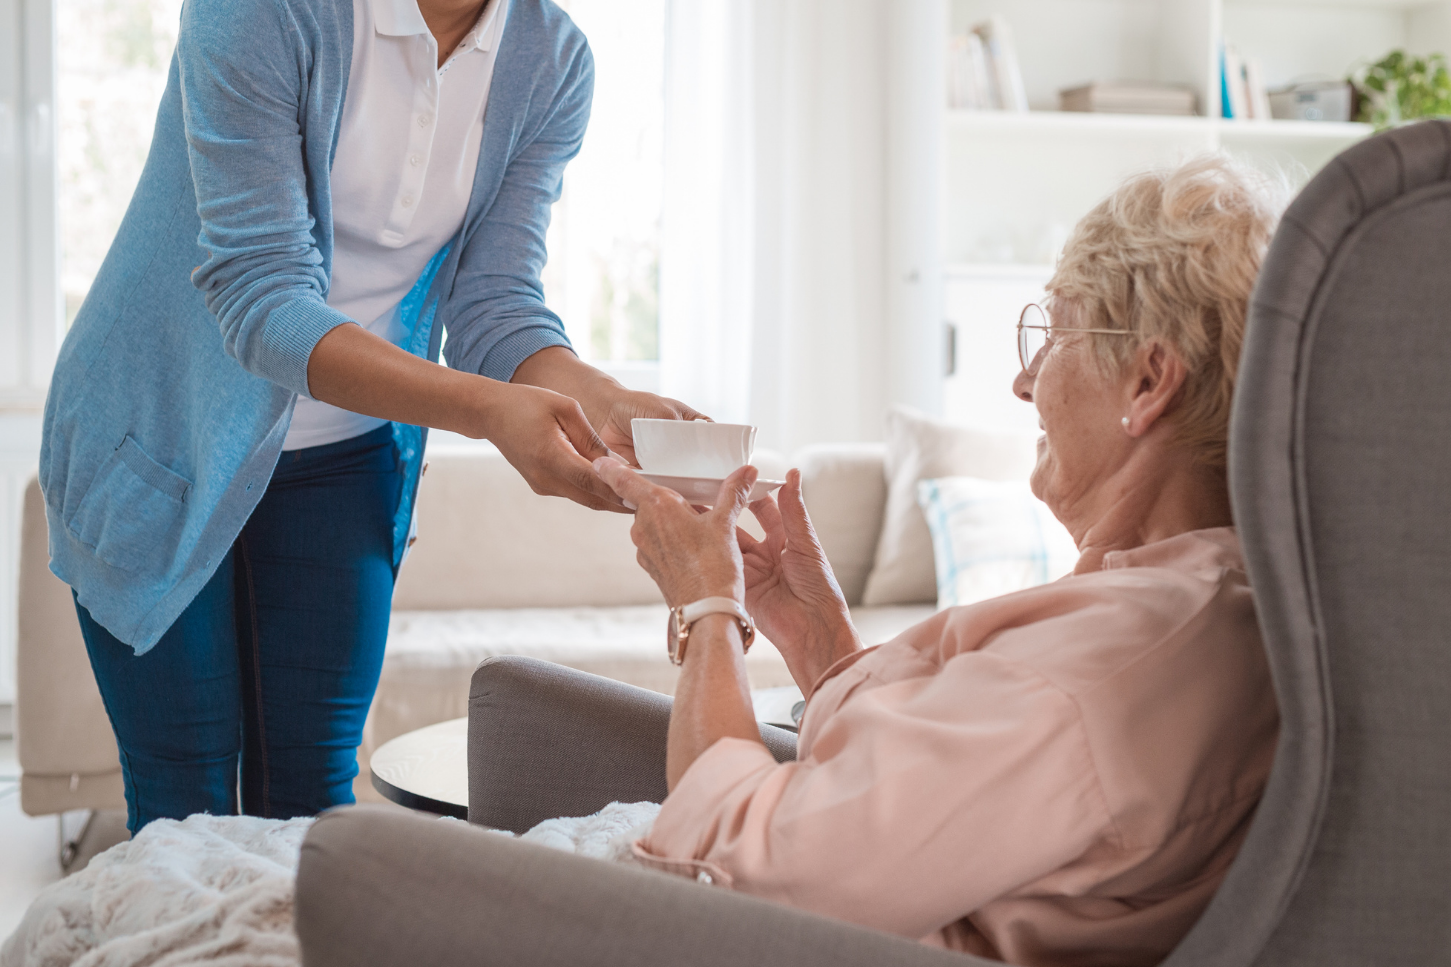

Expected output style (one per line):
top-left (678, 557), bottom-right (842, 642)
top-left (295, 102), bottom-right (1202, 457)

top-left (935, 0), bottom-right (1450, 427)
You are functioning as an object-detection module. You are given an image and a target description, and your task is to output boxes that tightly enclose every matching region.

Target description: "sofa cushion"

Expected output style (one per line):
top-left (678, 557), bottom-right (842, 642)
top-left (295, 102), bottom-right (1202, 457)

top-left (393, 446), bottom-right (792, 611)
top-left (393, 448), bottom-right (663, 611)
top-left (354, 603), bottom-right (934, 803)
top-left (861, 405), bottom-right (1038, 606)
top-left (794, 443), bottom-right (889, 606)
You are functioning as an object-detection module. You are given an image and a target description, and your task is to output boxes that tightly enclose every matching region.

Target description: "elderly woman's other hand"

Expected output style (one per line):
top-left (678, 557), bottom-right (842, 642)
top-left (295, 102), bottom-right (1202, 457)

top-left (594, 456), bottom-right (755, 607)
top-left (739, 471), bottom-right (861, 689)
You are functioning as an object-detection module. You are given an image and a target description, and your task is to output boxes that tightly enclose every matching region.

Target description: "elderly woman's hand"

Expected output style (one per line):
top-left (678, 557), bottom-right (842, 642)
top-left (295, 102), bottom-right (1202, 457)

top-left (739, 470), bottom-right (861, 688)
top-left (593, 457), bottom-right (756, 607)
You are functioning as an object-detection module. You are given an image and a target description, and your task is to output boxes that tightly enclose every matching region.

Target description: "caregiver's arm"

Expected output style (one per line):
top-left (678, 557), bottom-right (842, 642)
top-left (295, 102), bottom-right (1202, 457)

top-left (594, 458), bottom-right (765, 789)
top-left (308, 325), bottom-right (625, 511)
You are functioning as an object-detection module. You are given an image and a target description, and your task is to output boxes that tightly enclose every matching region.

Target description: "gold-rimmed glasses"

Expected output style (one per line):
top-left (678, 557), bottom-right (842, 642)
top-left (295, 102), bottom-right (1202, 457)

top-left (1017, 303), bottom-right (1132, 375)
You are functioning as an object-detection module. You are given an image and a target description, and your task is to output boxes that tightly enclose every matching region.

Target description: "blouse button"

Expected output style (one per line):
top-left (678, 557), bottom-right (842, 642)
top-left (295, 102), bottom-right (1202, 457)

top-left (418, 114), bottom-right (432, 127)
top-left (402, 193), bottom-right (415, 208)
top-left (410, 154), bottom-right (423, 167)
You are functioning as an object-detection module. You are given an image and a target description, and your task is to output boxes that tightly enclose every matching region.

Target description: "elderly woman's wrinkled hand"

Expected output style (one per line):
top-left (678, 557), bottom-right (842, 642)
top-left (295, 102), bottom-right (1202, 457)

top-left (594, 456), bottom-right (754, 608)
top-left (739, 471), bottom-right (860, 684)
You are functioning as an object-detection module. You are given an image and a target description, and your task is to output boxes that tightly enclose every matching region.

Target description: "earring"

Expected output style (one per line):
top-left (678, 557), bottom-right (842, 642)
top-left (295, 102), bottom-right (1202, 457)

top-left (1121, 416), bottom-right (1130, 430)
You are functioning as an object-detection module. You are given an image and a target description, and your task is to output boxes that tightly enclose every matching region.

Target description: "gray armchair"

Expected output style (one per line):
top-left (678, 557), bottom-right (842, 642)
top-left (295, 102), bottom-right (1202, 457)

top-left (294, 120), bottom-right (1451, 966)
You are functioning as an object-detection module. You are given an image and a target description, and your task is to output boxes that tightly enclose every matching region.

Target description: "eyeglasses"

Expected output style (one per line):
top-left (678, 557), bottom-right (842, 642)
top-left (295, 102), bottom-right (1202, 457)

top-left (1017, 303), bottom-right (1132, 375)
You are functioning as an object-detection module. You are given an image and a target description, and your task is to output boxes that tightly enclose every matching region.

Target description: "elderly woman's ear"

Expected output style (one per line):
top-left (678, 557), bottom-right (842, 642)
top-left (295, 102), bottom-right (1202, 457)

top-left (1121, 340), bottom-right (1190, 438)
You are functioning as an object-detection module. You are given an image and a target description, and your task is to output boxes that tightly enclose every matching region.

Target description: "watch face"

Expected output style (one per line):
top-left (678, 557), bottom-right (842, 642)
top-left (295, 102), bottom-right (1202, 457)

top-left (667, 608), bottom-right (683, 664)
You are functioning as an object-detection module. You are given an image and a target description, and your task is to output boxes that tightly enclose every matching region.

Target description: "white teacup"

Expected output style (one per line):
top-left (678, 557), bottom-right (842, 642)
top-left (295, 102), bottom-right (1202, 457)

top-left (631, 419), bottom-right (757, 478)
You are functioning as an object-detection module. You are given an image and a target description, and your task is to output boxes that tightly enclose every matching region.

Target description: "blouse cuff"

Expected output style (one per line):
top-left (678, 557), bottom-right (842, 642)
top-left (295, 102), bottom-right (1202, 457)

top-left (632, 736), bottom-right (781, 881)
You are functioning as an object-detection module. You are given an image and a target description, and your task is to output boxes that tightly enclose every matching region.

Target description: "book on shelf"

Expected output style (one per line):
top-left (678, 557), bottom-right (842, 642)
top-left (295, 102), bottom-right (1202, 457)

top-left (947, 32), bottom-right (993, 110)
top-left (1059, 82), bottom-right (1196, 116)
top-left (1219, 43), bottom-right (1272, 120)
top-left (947, 16), bottom-right (1028, 112)
top-left (1243, 59), bottom-right (1273, 120)
top-left (1222, 45), bottom-right (1250, 120)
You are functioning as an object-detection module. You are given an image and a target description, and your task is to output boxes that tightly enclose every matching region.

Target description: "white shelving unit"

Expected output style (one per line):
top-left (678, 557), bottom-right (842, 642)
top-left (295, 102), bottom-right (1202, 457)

top-left (917, 0), bottom-right (1451, 431)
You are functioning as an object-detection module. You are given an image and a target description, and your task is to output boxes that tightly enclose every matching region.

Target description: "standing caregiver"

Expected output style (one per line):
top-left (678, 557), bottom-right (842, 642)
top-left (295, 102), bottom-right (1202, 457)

top-left (39, 0), bottom-right (699, 834)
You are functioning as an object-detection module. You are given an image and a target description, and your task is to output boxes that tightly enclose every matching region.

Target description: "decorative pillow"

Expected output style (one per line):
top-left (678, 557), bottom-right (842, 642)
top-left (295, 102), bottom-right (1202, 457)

top-left (860, 405), bottom-right (1039, 605)
top-left (916, 476), bottom-right (1079, 609)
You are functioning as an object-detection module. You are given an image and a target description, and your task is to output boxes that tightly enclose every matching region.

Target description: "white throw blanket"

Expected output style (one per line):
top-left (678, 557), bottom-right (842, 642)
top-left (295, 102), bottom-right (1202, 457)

top-left (1, 802), bottom-right (660, 967)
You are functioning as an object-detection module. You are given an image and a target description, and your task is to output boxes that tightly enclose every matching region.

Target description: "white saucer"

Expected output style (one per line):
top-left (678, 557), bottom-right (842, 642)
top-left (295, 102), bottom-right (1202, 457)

top-left (640, 473), bottom-right (785, 505)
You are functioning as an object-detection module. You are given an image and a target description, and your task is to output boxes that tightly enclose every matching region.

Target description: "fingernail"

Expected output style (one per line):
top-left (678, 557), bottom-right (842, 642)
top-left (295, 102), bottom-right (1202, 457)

top-left (593, 456), bottom-right (610, 472)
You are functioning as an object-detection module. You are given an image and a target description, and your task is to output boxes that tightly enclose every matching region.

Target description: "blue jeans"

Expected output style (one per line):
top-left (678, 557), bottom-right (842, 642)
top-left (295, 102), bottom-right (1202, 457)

top-left (76, 426), bottom-right (402, 833)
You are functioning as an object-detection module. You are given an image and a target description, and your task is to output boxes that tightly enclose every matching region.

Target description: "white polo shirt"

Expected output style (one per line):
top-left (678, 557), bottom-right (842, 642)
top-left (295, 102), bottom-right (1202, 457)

top-left (283, 0), bottom-right (507, 451)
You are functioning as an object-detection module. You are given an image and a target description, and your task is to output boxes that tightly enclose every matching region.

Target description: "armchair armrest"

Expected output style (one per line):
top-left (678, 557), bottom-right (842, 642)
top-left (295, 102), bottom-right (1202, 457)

top-left (468, 656), bottom-right (797, 833)
top-left (296, 805), bottom-right (984, 967)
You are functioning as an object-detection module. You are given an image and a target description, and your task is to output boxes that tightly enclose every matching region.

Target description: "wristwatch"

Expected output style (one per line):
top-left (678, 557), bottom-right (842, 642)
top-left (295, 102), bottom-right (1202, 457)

top-left (667, 596), bottom-right (755, 666)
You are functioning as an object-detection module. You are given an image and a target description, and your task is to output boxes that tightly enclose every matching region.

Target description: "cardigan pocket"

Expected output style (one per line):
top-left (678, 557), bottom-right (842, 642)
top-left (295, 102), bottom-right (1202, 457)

top-left (68, 436), bottom-right (192, 573)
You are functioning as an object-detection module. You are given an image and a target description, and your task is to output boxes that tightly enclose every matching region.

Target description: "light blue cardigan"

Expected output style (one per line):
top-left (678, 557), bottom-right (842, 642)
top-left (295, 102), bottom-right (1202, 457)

top-left (40, 0), bottom-right (589, 653)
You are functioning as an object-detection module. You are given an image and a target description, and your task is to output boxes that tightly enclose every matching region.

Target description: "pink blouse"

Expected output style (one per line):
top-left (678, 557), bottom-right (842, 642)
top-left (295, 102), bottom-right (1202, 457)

top-left (635, 527), bottom-right (1278, 967)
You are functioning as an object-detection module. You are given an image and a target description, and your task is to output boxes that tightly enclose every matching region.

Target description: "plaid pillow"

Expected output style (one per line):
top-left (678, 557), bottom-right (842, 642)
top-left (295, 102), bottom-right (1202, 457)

top-left (916, 476), bottom-right (1079, 610)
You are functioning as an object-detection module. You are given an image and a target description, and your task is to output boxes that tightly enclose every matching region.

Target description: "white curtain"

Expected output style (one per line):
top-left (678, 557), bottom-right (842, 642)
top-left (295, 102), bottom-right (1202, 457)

top-left (662, 0), bottom-right (922, 456)
top-left (659, 0), bottom-right (756, 428)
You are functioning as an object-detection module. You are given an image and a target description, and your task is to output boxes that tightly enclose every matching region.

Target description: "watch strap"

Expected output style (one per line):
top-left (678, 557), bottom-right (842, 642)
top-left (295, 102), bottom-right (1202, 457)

top-left (669, 596), bottom-right (755, 665)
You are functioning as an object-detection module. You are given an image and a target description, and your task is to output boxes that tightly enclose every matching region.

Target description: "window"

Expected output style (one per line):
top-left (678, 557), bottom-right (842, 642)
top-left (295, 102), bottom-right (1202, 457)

top-left (56, 0), bottom-right (182, 325)
top-left (541, 0), bottom-right (666, 386)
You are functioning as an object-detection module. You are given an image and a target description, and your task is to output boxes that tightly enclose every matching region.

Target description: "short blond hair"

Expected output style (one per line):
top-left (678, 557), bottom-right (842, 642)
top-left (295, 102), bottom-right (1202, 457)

top-left (1047, 155), bottom-right (1288, 472)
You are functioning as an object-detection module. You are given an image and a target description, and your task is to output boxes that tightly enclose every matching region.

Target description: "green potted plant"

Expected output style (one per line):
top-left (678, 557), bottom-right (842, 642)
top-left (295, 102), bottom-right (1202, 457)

top-left (1350, 50), bottom-right (1451, 129)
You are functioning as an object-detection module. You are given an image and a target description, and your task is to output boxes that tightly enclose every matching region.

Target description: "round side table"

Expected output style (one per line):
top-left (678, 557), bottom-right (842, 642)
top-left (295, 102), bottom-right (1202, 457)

top-left (369, 717), bottom-right (469, 819)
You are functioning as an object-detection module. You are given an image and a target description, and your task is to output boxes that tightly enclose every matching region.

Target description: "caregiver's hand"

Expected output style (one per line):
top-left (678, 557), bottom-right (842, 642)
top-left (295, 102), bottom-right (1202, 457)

top-left (740, 470), bottom-right (861, 689)
top-left (512, 347), bottom-right (705, 466)
top-left (593, 457), bottom-right (755, 606)
top-left (487, 382), bottom-right (628, 512)
top-left (594, 390), bottom-right (705, 467)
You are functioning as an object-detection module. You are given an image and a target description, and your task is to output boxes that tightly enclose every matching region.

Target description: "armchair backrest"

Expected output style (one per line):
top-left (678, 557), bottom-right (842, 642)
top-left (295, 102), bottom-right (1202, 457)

top-left (1167, 120), bottom-right (1451, 967)
top-left (17, 476), bottom-right (125, 815)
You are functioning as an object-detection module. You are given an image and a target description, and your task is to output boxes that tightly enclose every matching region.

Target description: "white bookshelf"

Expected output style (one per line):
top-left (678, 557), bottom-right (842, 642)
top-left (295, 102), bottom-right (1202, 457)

top-left (912, 0), bottom-right (1451, 429)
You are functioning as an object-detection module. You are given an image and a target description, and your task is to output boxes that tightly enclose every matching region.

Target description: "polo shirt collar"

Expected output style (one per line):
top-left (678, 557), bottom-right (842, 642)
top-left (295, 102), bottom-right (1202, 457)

top-left (374, 0), bottom-right (429, 37)
top-left (373, 0), bottom-right (500, 50)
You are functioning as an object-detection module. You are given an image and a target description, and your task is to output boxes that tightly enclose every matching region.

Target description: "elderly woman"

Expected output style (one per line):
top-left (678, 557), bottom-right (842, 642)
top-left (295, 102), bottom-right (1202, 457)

top-left (593, 156), bottom-right (1284, 967)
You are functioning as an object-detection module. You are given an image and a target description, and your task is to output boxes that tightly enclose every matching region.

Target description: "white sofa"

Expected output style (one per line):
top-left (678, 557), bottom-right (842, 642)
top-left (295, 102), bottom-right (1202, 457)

top-left (16, 441), bottom-right (936, 815)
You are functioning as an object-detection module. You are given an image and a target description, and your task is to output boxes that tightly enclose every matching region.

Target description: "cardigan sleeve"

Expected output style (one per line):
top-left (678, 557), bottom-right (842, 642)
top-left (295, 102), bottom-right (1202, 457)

top-left (177, 0), bottom-right (354, 398)
top-left (439, 31), bottom-right (592, 382)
